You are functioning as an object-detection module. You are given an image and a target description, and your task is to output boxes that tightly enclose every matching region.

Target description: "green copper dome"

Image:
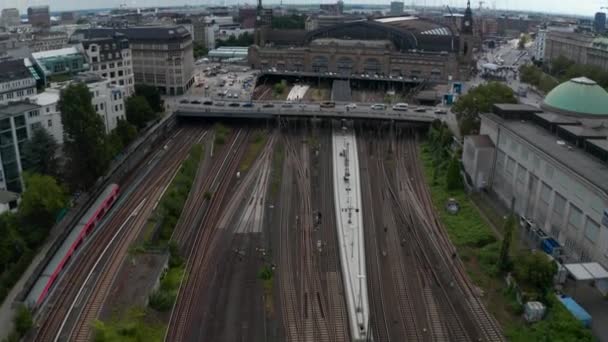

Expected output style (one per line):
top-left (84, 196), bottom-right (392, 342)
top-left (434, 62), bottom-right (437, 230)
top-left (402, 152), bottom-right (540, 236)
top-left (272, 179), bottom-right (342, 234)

top-left (541, 77), bottom-right (608, 118)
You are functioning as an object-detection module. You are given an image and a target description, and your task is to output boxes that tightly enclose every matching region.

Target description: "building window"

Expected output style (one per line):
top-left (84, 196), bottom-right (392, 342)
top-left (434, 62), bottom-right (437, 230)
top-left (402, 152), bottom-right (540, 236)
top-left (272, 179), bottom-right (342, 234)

top-left (100, 103), bottom-right (104, 110)
top-left (568, 205), bottom-right (583, 231)
top-left (584, 218), bottom-right (600, 243)
top-left (16, 90), bottom-right (23, 97)
top-left (119, 80), bottom-right (124, 85)
top-left (115, 105), bottom-right (118, 111)
top-left (28, 110), bottom-right (39, 118)
top-left (118, 61), bottom-right (123, 67)
top-left (46, 107), bottom-right (50, 113)
top-left (91, 45), bottom-right (97, 52)
top-left (6, 93), bottom-right (13, 99)
top-left (92, 56), bottom-right (98, 63)
top-left (30, 122), bottom-right (42, 131)
top-left (101, 64), bottom-right (107, 70)
top-left (110, 72), bottom-right (115, 78)
top-left (95, 104), bottom-right (99, 111)
top-left (118, 70), bottom-right (123, 76)
top-left (47, 119), bottom-right (52, 127)
top-left (109, 63), bottom-right (115, 68)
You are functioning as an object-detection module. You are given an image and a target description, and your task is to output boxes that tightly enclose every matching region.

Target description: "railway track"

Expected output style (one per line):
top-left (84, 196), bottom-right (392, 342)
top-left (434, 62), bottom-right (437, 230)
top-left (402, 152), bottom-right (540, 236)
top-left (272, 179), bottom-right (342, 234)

top-left (32, 127), bottom-right (205, 342)
top-left (166, 128), bottom-right (249, 341)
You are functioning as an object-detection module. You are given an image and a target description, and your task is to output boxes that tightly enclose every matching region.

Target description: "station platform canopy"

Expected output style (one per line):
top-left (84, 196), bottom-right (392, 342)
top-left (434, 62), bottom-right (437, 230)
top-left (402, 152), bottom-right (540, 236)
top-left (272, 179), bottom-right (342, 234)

top-left (564, 262), bottom-right (608, 281)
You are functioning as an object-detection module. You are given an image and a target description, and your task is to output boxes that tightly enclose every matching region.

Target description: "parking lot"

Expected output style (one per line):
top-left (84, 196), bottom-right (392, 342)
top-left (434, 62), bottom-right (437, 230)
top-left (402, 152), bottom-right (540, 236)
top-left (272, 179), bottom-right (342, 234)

top-left (189, 63), bottom-right (258, 101)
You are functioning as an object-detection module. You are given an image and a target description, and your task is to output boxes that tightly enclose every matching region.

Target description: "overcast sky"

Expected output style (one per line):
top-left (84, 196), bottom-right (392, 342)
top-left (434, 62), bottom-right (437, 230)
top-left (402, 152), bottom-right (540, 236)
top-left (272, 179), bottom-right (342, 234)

top-left (0, 0), bottom-right (601, 17)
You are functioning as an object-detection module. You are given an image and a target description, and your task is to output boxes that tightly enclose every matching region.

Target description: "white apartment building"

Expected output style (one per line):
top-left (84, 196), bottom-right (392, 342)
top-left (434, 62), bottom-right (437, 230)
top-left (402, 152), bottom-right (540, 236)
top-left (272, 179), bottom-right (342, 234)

top-left (534, 29), bottom-right (546, 62)
top-left (0, 59), bottom-right (37, 105)
top-left (28, 91), bottom-right (63, 144)
top-left (70, 30), bottom-right (135, 96)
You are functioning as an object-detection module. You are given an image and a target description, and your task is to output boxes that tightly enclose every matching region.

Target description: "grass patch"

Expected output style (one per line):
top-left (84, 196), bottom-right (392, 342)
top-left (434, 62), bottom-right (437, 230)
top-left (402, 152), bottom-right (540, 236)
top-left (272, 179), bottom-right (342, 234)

top-left (258, 265), bottom-right (274, 317)
top-left (419, 142), bottom-right (593, 341)
top-left (149, 264), bottom-right (185, 312)
top-left (214, 123), bottom-right (231, 145)
top-left (269, 142), bottom-right (284, 197)
top-left (239, 132), bottom-right (268, 173)
top-left (93, 306), bottom-right (165, 342)
top-left (143, 144), bottom-right (203, 249)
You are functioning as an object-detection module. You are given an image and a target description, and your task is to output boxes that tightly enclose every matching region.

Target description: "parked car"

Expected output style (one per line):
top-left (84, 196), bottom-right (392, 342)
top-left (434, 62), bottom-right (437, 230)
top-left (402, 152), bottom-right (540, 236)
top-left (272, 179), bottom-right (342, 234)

top-left (203, 100), bottom-right (213, 106)
top-left (229, 102), bottom-right (240, 107)
top-left (434, 108), bottom-right (448, 115)
top-left (281, 102), bottom-right (294, 108)
top-left (345, 103), bottom-right (357, 110)
top-left (215, 102), bottom-right (226, 107)
top-left (370, 103), bottom-right (386, 110)
top-left (242, 102), bottom-right (254, 108)
top-left (320, 101), bottom-right (336, 108)
top-left (190, 100), bottom-right (202, 105)
top-left (263, 103), bottom-right (275, 108)
top-left (180, 99), bottom-right (189, 104)
top-left (414, 107), bottom-right (427, 112)
top-left (392, 103), bottom-right (409, 111)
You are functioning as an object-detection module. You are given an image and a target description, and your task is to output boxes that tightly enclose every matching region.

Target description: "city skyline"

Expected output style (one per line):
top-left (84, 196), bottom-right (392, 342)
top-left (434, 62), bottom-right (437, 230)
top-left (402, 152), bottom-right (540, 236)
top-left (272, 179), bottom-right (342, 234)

top-left (0, 0), bottom-right (603, 17)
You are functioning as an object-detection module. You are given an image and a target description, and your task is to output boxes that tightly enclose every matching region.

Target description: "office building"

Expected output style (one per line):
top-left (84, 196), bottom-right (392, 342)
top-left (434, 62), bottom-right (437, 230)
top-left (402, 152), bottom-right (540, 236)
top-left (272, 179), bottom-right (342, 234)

top-left (0, 103), bottom-right (37, 192)
top-left (117, 26), bottom-right (195, 95)
top-left (29, 31), bottom-right (69, 53)
top-left (390, 1), bottom-right (404, 15)
top-left (545, 31), bottom-right (608, 71)
top-left (1, 8), bottom-right (20, 27)
top-left (193, 19), bottom-right (216, 49)
top-left (595, 12), bottom-right (606, 34)
top-left (0, 59), bottom-right (37, 105)
top-left (70, 29), bottom-right (135, 96)
top-left (464, 77), bottom-right (608, 268)
top-left (28, 91), bottom-right (63, 144)
top-left (534, 29), bottom-right (547, 62)
top-left (27, 6), bottom-right (51, 29)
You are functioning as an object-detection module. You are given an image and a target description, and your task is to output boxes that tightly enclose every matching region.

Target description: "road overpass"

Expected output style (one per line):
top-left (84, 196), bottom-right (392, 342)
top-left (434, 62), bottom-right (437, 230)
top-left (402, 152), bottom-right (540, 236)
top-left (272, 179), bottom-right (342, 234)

top-left (175, 100), bottom-right (440, 123)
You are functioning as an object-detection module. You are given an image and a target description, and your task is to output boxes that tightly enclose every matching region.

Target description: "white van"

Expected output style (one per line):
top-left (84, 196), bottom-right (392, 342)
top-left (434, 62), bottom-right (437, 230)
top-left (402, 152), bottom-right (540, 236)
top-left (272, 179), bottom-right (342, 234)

top-left (392, 103), bottom-right (409, 111)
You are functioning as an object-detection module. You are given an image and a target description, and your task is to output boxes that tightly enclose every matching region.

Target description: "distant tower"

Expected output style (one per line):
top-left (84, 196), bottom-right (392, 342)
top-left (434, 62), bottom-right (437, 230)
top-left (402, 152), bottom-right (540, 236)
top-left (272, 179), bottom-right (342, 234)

top-left (594, 12), bottom-right (606, 34)
top-left (255, 0), bottom-right (272, 46)
top-left (459, 0), bottom-right (475, 62)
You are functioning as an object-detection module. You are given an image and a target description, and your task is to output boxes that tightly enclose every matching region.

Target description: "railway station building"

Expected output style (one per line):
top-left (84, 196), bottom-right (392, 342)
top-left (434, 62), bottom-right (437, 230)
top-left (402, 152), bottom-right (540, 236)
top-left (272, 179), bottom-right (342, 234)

top-left (249, 3), bottom-right (477, 83)
top-left (464, 77), bottom-right (608, 268)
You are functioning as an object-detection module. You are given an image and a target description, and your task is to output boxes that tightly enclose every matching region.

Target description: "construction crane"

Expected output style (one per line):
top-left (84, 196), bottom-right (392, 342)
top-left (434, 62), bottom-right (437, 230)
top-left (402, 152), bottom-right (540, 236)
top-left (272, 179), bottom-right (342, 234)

top-left (445, 5), bottom-right (460, 34)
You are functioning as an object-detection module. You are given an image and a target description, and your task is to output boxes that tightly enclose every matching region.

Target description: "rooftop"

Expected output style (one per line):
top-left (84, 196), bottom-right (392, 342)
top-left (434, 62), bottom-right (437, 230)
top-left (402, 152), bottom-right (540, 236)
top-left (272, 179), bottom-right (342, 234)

top-left (311, 38), bottom-right (393, 48)
top-left (587, 139), bottom-right (608, 154)
top-left (542, 77), bottom-right (608, 118)
top-left (485, 113), bottom-right (608, 195)
top-left (31, 91), bottom-right (59, 106)
top-left (0, 102), bottom-right (40, 116)
top-left (117, 26), bottom-right (191, 41)
top-left (0, 59), bottom-right (32, 83)
top-left (32, 46), bottom-right (81, 60)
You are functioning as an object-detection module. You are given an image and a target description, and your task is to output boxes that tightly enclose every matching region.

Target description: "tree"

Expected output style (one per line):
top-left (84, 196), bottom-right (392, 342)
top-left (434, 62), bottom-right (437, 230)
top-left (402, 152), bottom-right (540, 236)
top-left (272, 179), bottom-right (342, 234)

top-left (134, 84), bottom-right (163, 112)
top-left (498, 214), bottom-right (515, 272)
top-left (513, 251), bottom-right (558, 292)
top-left (452, 82), bottom-right (517, 136)
top-left (14, 304), bottom-right (33, 336)
top-left (114, 119), bottom-right (138, 147)
top-left (126, 96), bottom-right (157, 129)
top-left (59, 83), bottom-right (111, 190)
top-left (19, 173), bottom-right (67, 230)
top-left (550, 55), bottom-right (574, 77)
top-left (445, 156), bottom-right (462, 191)
top-left (193, 42), bottom-right (209, 59)
top-left (21, 128), bottom-right (59, 177)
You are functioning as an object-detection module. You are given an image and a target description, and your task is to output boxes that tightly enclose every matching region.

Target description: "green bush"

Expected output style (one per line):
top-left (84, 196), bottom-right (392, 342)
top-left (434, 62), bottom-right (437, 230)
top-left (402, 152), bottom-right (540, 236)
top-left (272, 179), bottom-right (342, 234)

top-left (14, 305), bottom-right (32, 336)
top-left (149, 266), bottom-right (184, 312)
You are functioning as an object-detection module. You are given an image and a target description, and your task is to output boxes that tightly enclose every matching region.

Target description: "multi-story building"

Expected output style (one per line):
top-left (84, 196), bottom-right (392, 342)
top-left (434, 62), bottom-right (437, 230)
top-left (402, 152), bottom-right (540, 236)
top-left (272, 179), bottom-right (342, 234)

top-left (544, 31), bottom-right (608, 71)
top-left (0, 102), bottom-right (36, 192)
top-left (464, 78), bottom-right (608, 268)
top-left (31, 46), bottom-right (89, 82)
top-left (117, 26), bottom-right (195, 95)
top-left (27, 6), bottom-right (51, 29)
top-left (1, 8), bottom-right (20, 27)
top-left (0, 59), bottom-right (37, 105)
top-left (29, 31), bottom-right (69, 53)
top-left (70, 29), bottom-right (135, 96)
top-left (50, 73), bottom-right (126, 133)
top-left (534, 29), bottom-right (547, 62)
top-left (193, 19), bottom-right (216, 49)
top-left (595, 12), bottom-right (606, 34)
top-left (390, 1), bottom-right (405, 15)
top-left (28, 91), bottom-right (63, 144)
